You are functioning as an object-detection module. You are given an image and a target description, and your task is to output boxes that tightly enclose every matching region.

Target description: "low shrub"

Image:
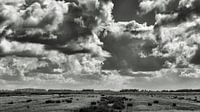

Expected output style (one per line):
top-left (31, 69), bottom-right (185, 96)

top-left (55, 100), bottom-right (61, 103)
top-left (172, 103), bottom-right (176, 107)
top-left (178, 97), bottom-right (184, 100)
top-left (45, 100), bottom-right (55, 104)
top-left (8, 101), bottom-right (14, 104)
top-left (127, 103), bottom-right (133, 107)
top-left (196, 100), bottom-right (200, 103)
top-left (79, 106), bottom-right (110, 112)
top-left (112, 102), bottom-right (125, 110)
top-left (153, 100), bottom-right (159, 104)
top-left (101, 94), bottom-right (105, 97)
top-left (26, 99), bottom-right (32, 103)
top-left (186, 98), bottom-right (192, 101)
top-left (148, 103), bottom-right (152, 106)
top-left (65, 99), bottom-right (72, 103)
top-left (91, 102), bottom-right (97, 106)
top-left (123, 97), bottom-right (128, 101)
top-left (192, 99), bottom-right (198, 102)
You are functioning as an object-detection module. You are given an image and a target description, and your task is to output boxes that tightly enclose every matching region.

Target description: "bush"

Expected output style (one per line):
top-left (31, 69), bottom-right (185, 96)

top-left (101, 96), bottom-right (125, 104)
top-left (79, 106), bottom-right (110, 112)
top-left (101, 94), bottom-right (105, 97)
top-left (172, 103), bottom-right (176, 107)
top-left (178, 97), bottom-right (184, 100)
top-left (196, 100), bottom-right (200, 103)
top-left (26, 99), bottom-right (32, 103)
top-left (153, 100), bottom-right (159, 104)
top-left (127, 103), bottom-right (133, 107)
top-left (45, 100), bottom-right (55, 104)
top-left (91, 102), bottom-right (97, 106)
top-left (55, 100), bottom-right (61, 103)
top-left (148, 103), bottom-right (152, 106)
top-left (8, 101), bottom-right (14, 104)
top-left (123, 97), bottom-right (128, 101)
top-left (186, 98), bottom-right (192, 101)
top-left (192, 99), bottom-right (198, 102)
top-left (112, 102), bottom-right (125, 110)
top-left (65, 99), bottom-right (72, 103)
top-left (99, 101), bottom-right (108, 106)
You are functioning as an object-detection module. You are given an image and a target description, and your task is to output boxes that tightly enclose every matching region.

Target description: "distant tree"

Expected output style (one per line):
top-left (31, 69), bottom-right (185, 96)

top-left (120, 89), bottom-right (139, 92)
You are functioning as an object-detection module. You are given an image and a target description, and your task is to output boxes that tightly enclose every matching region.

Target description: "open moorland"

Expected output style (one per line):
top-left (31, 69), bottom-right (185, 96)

top-left (1, 90), bottom-right (200, 112)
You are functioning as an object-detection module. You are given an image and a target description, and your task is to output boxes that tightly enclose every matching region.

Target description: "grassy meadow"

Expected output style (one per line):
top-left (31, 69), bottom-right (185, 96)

top-left (1, 92), bottom-right (200, 112)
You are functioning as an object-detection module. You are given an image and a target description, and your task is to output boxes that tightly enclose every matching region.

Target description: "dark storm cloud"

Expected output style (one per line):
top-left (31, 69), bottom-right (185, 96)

top-left (100, 21), bottom-right (168, 72)
top-left (102, 31), bottom-right (165, 71)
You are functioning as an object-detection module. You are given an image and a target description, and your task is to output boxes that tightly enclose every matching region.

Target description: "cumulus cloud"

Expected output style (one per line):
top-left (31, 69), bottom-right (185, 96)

top-left (1, 0), bottom-right (200, 89)
top-left (130, 0), bottom-right (200, 84)
top-left (138, 0), bottom-right (200, 68)
top-left (139, 0), bottom-right (177, 14)
top-left (0, 0), bottom-right (114, 84)
top-left (0, 0), bottom-right (113, 56)
top-left (125, 69), bottom-right (200, 90)
top-left (0, 56), bottom-right (48, 81)
top-left (140, 0), bottom-right (200, 26)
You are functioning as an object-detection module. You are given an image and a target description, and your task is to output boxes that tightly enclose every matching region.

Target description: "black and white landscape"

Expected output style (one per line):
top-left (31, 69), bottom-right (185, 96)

top-left (1, 0), bottom-right (200, 111)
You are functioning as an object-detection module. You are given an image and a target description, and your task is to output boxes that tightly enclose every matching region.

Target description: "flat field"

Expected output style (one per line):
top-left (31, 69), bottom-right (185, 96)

top-left (1, 92), bottom-right (200, 112)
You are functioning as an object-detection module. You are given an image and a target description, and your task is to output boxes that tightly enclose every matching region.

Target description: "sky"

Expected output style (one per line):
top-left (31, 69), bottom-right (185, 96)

top-left (1, 0), bottom-right (200, 90)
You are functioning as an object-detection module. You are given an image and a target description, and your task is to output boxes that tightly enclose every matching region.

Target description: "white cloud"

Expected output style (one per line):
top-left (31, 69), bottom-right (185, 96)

top-left (1, 0), bottom-right (200, 90)
top-left (0, 0), bottom-right (114, 84)
top-left (139, 0), bottom-right (175, 14)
